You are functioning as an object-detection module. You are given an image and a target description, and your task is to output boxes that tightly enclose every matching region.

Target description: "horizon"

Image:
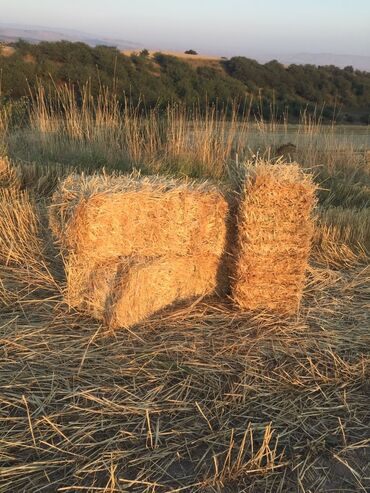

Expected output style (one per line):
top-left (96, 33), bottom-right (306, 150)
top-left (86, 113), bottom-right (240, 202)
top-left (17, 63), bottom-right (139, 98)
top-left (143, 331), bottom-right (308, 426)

top-left (0, 0), bottom-right (369, 59)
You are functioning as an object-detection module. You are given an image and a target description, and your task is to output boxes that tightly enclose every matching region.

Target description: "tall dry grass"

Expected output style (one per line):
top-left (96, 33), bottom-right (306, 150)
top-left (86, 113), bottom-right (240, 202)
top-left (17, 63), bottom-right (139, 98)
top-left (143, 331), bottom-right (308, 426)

top-left (0, 82), bottom-right (367, 216)
top-left (19, 82), bottom-right (253, 177)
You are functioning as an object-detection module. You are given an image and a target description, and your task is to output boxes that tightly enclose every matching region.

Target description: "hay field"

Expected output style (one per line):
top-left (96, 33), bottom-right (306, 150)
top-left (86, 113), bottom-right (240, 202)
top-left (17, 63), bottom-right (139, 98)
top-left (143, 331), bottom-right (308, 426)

top-left (0, 87), bottom-right (369, 492)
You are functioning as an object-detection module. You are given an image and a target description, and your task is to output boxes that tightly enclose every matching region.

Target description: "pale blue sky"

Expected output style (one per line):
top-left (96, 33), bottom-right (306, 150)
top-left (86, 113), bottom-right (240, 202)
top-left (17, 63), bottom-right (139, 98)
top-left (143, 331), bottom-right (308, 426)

top-left (0, 0), bottom-right (369, 57)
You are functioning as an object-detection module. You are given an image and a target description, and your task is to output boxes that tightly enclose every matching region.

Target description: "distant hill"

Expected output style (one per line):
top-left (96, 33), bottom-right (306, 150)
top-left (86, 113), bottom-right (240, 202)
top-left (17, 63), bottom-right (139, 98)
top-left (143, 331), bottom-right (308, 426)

top-left (122, 49), bottom-right (224, 71)
top-left (280, 53), bottom-right (370, 72)
top-left (0, 23), bottom-right (140, 50)
top-left (1, 23), bottom-right (369, 71)
top-left (1, 40), bottom-right (369, 124)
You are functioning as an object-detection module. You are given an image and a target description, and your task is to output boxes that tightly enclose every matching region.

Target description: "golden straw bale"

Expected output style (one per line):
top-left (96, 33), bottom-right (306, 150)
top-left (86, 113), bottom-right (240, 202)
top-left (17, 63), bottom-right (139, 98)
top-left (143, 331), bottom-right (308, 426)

top-left (51, 172), bottom-right (229, 327)
top-left (50, 173), bottom-right (228, 258)
top-left (232, 163), bottom-right (317, 315)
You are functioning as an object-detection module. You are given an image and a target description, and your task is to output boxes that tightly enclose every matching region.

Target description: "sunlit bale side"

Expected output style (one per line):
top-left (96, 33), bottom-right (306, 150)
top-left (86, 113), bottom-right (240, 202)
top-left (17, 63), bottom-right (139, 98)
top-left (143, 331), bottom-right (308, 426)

top-left (50, 173), bottom-right (227, 258)
top-left (68, 255), bottom-right (221, 328)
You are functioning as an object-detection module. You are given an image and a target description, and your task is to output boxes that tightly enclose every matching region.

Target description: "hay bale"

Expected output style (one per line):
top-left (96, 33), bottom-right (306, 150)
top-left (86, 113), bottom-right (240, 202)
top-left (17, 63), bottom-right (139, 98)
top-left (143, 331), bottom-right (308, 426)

top-left (51, 173), bottom-right (227, 258)
top-left (232, 163), bottom-right (317, 315)
top-left (51, 172), bottom-right (229, 327)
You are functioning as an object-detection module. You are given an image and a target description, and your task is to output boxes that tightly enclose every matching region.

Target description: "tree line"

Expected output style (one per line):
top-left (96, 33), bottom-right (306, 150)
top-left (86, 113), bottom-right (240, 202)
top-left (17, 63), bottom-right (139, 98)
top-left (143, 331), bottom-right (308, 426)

top-left (0, 40), bottom-right (369, 123)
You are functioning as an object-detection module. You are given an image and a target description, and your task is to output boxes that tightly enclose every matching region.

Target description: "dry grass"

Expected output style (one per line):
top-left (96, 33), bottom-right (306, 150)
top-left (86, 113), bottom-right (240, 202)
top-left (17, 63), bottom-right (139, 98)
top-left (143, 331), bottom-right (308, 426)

top-left (5, 82), bottom-right (253, 178)
top-left (123, 50), bottom-right (224, 72)
top-left (3, 82), bottom-right (369, 193)
top-left (0, 255), bottom-right (368, 491)
top-left (232, 163), bottom-right (317, 314)
top-left (0, 45), bottom-right (15, 57)
top-left (0, 185), bottom-right (61, 309)
top-left (313, 207), bottom-right (370, 268)
top-left (0, 94), bottom-right (369, 491)
top-left (0, 155), bottom-right (20, 189)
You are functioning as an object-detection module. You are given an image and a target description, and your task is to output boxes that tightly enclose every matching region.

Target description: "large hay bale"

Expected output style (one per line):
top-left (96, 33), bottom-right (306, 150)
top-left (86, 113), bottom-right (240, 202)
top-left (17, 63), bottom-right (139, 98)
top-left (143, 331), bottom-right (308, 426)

top-left (232, 163), bottom-right (317, 315)
top-left (51, 173), bottom-right (229, 327)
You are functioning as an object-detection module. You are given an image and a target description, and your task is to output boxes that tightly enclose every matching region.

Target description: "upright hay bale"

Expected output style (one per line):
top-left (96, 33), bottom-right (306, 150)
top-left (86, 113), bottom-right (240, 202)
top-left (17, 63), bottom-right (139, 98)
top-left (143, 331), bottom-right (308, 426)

top-left (232, 163), bottom-right (317, 315)
top-left (50, 173), bottom-right (229, 327)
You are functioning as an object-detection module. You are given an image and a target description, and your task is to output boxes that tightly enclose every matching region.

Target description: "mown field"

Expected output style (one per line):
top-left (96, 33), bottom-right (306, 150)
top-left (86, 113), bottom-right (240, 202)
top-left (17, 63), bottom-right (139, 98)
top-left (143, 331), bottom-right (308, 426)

top-left (0, 88), bottom-right (369, 492)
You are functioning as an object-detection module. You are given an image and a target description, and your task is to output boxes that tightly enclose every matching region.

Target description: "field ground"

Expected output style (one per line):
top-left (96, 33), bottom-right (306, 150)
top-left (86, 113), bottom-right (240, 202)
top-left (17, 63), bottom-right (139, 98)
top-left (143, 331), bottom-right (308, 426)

top-left (0, 92), bottom-right (369, 491)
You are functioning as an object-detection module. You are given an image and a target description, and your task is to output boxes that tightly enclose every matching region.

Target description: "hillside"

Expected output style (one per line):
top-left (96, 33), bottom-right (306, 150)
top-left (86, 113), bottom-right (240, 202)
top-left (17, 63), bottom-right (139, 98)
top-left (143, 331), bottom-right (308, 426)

top-left (1, 40), bottom-right (370, 123)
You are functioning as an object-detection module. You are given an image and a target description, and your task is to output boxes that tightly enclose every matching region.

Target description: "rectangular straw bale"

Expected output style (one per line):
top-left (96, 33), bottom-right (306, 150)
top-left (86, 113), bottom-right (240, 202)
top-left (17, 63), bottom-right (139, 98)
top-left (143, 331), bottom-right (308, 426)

top-left (51, 172), bottom-right (229, 327)
top-left (50, 173), bottom-right (228, 259)
top-left (232, 163), bottom-right (317, 315)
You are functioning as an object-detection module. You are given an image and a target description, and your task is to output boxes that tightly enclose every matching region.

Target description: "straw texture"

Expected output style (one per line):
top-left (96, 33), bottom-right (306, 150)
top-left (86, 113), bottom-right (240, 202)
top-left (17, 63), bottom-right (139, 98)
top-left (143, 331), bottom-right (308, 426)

top-left (232, 163), bottom-right (317, 314)
top-left (109, 255), bottom-right (223, 327)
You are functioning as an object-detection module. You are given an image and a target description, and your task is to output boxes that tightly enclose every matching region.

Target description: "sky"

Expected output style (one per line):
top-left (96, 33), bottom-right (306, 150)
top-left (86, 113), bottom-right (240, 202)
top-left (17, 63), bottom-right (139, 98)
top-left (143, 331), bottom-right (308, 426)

top-left (0, 0), bottom-right (369, 57)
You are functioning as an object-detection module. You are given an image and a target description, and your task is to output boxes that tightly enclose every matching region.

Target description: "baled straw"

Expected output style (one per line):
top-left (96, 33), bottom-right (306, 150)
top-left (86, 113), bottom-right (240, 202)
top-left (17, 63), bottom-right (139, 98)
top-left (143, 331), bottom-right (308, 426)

top-left (68, 255), bottom-right (221, 327)
top-left (232, 163), bottom-right (317, 315)
top-left (51, 172), bottom-right (229, 327)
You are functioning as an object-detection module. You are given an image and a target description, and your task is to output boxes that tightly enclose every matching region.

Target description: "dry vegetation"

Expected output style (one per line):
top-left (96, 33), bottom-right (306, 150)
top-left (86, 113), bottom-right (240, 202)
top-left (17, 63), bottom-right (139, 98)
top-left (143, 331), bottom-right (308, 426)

top-left (122, 49), bottom-right (221, 63)
top-left (0, 45), bottom-right (15, 58)
top-left (0, 85), bottom-right (369, 492)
